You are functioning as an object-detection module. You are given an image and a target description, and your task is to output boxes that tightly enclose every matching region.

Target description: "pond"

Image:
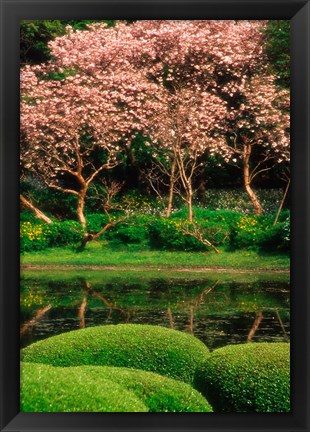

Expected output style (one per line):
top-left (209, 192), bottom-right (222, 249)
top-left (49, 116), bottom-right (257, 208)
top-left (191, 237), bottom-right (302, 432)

top-left (20, 269), bottom-right (290, 351)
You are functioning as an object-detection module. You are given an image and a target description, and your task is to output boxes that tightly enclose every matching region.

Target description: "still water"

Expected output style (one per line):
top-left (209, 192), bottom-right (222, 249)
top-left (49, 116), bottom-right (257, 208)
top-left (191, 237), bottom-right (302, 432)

top-left (20, 270), bottom-right (290, 350)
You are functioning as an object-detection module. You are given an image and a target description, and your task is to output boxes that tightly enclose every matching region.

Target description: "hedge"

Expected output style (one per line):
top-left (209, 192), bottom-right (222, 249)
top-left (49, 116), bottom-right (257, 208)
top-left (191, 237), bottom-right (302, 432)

top-left (194, 342), bottom-right (290, 412)
top-left (21, 324), bottom-right (210, 384)
top-left (21, 362), bottom-right (148, 412)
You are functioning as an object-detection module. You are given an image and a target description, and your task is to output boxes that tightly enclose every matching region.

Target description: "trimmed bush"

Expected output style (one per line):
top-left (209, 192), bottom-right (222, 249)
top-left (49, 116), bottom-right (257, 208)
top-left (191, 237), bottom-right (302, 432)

top-left (194, 342), bottom-right (290, 412)
top-left (21, 362), bottom-right (148, 412)
top-left (21, 324), bottom-right (210, 383)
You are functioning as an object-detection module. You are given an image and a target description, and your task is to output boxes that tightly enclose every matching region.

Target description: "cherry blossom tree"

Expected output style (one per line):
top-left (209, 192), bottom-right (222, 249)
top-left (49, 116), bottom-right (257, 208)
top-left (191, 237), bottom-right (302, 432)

top-left (20, 56), bottom-right (161, 229)
top-left (21, 19), bottom-right (290, 229)
top-left (118, 20), bottom-right (271, 219)
top-left (47, 20), bottom-right (268, 215)
top-left (221, 73), bottom-right (290, 214)
top-left (122, 20), bottom-right (289, 215)
top-left (145, 87), bottom-right (227, 222)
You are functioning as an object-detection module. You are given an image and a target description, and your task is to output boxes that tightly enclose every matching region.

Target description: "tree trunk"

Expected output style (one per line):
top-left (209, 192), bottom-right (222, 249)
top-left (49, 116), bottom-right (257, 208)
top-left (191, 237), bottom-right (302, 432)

top-left (77, 189), bottom-right (87, 228)
top-left (77, 220), bottom-right (123, 250)
top-left (243, 144), bottom-right (263, 214)
top-left (187, 183), bottom-right (193, 222)
top-left (273, 179), bottom-right (290, 225)
top-left (166, 158), bottom-right (176, 217)
top-left (20, 194), bottom-right (53, 224)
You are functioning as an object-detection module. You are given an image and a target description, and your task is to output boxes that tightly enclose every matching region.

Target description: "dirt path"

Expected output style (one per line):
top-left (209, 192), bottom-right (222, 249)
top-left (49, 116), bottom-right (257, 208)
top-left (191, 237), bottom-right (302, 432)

top-left (21, 264), bottom-right (290, 274)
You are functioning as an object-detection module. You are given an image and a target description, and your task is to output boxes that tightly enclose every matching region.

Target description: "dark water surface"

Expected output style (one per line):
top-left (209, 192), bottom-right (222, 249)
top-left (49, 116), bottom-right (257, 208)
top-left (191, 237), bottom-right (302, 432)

top-left (20, 270), bottom-right (290, 350)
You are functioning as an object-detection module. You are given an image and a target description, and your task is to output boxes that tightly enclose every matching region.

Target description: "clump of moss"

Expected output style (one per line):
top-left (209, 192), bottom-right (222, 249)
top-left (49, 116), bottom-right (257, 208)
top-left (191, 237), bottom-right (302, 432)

top-left (20, 362), bottom-right (148, 412)
top-left (21, 324), bottom-right (210, 383)
top-left (21, 363), bottom-right (213, 412)
top-left (73, 365), bottom-right (213, 412)
top-left (194, 342), bottom-right (290, 412)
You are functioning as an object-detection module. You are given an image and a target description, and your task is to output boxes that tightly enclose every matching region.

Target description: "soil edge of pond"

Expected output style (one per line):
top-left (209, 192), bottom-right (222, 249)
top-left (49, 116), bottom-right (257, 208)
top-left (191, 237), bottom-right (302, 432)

top-left (20, 264), bottom-right (289, 274)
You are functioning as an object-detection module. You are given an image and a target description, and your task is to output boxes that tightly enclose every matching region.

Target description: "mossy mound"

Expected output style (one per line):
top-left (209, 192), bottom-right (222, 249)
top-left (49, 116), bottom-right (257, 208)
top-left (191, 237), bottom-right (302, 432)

top-left (21, 362), bottom-right (212, 412)
top-left (194, 342), bottom-right (290, 412)
top-left (20, 362), bottom-right (148, 412)
top-left (73, 365), bottom-right (213, 412)
top-left (21, 324), bottom-right (210, 383)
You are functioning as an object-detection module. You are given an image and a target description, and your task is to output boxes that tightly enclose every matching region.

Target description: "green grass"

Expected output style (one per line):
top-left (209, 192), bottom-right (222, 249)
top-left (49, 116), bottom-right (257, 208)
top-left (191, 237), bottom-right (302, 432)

top-left (21, 242), bottom-right (290, 270)
top-left (20, 268), bottom-right (290, 283)
top-left (21, 324), bottom-right (210, 384)
top-left (194, 342), bottom-right (290, 412)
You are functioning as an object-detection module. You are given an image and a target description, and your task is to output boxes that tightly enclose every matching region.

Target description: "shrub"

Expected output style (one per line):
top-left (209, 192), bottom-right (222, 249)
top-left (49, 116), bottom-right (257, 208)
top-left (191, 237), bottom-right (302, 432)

top-left (21, 324), bottom-right (210, 384)
top-left (20, 220), bottom-right (84, 252)
top-left (107, 222), bottom-right (149, 244)
top-left (20, 211), bottom-right (44, 224)
top-left (229, 215), bottom-right (265, 250)
top-left (21, 362), bottom-right (148, 412)
top-left (149, 210), bottom-right (241, 251)
top-left (20, 221), bottom-right (51, 252)
top-left (86, 213), bottom-right (109, 234)
top-left (230, 212), bottom-right (290, 251)
top-left (50, 221), bottom-right (84, 246)
top-left (194, 342), bottom-right (290, 412)
top-left (149, 218), bottom-right (207, 251)
top-left (258, 216), bottom-right (290, 252)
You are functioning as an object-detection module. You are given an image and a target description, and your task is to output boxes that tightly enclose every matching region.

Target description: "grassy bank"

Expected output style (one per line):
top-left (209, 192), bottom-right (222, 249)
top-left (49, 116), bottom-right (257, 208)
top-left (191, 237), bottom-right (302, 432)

top-left (21, 241), bottom-right (290, 270)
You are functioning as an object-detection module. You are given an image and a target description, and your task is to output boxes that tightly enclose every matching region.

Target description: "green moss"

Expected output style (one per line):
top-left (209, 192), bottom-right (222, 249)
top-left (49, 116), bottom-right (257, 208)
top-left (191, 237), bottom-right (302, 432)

top-left (20, 362), bottom-right (148, 412)
top-left (21, 324), bottom-right (210, 383)
top-left (81, 365), bottom-right (212, 412)
top-left (194, 342), bottom-right (290, 412)
top-left (22, 363), bottom-right (213, 412)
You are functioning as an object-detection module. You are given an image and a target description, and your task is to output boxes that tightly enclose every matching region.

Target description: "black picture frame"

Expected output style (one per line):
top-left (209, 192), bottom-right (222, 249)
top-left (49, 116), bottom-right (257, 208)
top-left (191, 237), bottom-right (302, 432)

top-left (1, 1), bottom-right (309, 431)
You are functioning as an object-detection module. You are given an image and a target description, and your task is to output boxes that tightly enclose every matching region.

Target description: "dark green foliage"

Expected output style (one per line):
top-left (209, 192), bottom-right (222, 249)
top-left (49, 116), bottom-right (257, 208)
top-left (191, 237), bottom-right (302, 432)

top-left (20, 220), bottom-right (84, 252)
top-left (20, 208), bottom-right (290, 253)
top-left (86, 214), bottom-right (109, 234)
top-left (194, 342), bottom-right (290, 412)
top-left (258, 218), bottom-right (290, 252)
top-left (107, 223), bottom-right (149, 244)
top-left (21, 362), bottom-right (148, 412)
top-left (50, 221), bottom-right (84, 246)
top-left (149, 218), bottom-right (207, 251)
top-left (21, 324), bottom-right (210, 383)
top-left (263, 21), bottom-right (290, 88)
top-left (20, 211), bottom-right (42, 224)
top-left (20, 20), bottom-right (117, 65)
top-left (21, 176), bottom-right (78, 220)
top-left (149, 210), bottom-right (240, 251)
top-left (20, 20), bottom-right (65, 64)
top-left (229, 211), bottom-right (290, 251)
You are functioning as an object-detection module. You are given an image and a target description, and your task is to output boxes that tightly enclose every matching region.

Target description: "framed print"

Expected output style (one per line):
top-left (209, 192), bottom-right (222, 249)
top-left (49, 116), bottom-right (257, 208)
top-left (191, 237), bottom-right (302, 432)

top-left (1, 0), bottom-right (309, 431)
